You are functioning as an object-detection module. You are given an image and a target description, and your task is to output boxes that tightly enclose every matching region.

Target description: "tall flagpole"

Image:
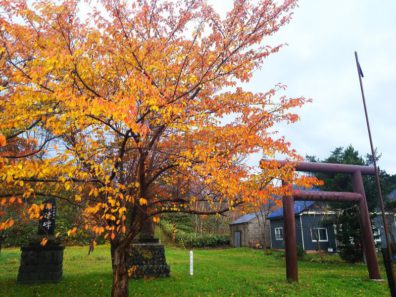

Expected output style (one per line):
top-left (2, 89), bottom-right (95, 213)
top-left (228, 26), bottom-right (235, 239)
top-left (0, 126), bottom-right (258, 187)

top-left (354, 51), bottom-right (396, 296)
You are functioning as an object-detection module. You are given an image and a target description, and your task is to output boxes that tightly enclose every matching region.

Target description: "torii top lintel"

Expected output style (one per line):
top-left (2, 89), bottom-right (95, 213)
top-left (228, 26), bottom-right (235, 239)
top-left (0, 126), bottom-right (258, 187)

top-left (278, 160), bottom-right (376, 175)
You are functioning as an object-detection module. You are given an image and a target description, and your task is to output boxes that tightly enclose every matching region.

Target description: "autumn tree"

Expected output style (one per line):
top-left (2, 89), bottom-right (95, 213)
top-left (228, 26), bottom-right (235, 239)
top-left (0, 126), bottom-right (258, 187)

top-left (0, 0), bottom-right (316, 296)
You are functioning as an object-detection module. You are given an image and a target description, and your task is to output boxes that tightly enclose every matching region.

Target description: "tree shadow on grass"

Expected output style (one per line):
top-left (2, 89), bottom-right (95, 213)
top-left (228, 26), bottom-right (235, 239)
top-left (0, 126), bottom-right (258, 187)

top-left (0, 271), bottom-right (112, 297)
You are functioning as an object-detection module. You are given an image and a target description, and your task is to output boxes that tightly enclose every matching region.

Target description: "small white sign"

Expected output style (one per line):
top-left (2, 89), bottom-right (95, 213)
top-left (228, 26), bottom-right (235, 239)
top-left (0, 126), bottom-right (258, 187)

top-left (328, 247), bottom-right (334, 253)
top-left (189, 250), bottom-right (193, 276)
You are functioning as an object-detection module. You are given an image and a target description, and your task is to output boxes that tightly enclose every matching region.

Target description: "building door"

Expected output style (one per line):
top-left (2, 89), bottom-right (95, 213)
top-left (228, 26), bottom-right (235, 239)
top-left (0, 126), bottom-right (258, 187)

top-left (234, 231), bottom-right (241, 247)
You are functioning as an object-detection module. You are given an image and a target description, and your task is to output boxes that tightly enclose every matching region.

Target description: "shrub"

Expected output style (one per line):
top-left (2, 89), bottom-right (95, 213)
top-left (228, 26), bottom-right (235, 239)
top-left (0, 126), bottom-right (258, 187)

top-left (160, 220), bottom-right (229, 248)
top-left (297, 244), bottom-right (305, 259)
top-left (338, 244), bottom-right (363, 263)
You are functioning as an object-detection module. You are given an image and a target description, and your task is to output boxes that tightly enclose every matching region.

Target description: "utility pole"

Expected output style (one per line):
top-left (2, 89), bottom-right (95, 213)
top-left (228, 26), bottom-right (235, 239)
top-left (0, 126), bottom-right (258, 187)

top-left (354, 51), bottom-right (396, 296)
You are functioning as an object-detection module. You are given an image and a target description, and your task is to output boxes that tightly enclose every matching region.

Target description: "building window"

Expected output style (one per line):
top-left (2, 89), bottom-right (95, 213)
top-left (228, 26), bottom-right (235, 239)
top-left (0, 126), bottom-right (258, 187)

top-left (275, 227), bottom-right (283, 240)
top-left (372, 226), bottom-right (381, 245)
top-left (311, 228), bottom-right (328, 242)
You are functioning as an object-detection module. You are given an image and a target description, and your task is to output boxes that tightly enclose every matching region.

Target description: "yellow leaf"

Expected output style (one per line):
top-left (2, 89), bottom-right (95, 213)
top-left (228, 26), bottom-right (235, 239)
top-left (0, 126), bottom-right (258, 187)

top-left (139, 198), bottom-right (147, 206)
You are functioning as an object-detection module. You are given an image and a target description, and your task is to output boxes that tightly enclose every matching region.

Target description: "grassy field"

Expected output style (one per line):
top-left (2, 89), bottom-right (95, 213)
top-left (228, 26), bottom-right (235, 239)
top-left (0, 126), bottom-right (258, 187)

top-left (0, 245), bottom-right (389, 297)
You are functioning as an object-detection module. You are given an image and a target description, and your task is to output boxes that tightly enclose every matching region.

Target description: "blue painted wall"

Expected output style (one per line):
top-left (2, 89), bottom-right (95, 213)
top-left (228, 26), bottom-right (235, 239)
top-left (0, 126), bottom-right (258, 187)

top-left (372, 214), bottom-right (396, 248)
top-left (270, 214), bottom-right (337, 252)
top-left (300, 215), bottom-right (336, 251)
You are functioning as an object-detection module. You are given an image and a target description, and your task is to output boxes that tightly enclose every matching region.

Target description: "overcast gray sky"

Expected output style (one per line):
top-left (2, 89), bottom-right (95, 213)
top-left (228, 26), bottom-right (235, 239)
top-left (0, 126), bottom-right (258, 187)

top-left (210, 0), bottom-right (396, 174)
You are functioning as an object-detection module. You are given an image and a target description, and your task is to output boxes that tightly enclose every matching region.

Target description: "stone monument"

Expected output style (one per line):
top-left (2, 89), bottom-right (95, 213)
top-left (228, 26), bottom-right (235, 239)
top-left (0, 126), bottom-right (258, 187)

top-left (17, 199), bottom-right (65, 284)
top-left (126, 219), bottom-right (170, 278)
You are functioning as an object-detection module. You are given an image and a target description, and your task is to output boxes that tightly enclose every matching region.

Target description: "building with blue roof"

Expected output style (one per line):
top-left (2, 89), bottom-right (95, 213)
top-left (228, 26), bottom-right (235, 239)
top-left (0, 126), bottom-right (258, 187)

top-left (267, 201), bottom-right (315, 220)
top-left (230, 200), bottom-right (338, 252)
top-left (230, 187), bottom-right (396, 252)
top-left (268, 200), bottom-right (337, 252)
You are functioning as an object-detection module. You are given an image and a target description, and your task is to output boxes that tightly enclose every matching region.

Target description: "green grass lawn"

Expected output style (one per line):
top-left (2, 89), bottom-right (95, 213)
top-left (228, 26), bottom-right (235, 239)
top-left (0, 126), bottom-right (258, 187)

top-left (0, 245), bottom-right (389, 297)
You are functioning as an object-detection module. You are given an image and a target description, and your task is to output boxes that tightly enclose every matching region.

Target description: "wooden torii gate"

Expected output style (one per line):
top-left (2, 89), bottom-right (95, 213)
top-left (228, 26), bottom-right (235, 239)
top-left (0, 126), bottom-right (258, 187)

top-left (279, 161), bottom-right (381, 282)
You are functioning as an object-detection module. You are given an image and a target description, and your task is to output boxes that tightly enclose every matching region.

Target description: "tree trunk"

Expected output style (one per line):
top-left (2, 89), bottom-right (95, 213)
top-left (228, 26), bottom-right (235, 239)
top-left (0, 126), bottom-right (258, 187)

top-left (111, 242), bottom-right (129, 297)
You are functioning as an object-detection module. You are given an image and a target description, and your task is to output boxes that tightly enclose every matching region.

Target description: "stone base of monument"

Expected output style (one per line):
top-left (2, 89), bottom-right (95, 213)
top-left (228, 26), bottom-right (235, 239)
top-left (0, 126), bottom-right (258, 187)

top-left (17, 240), bottom-right (65, 284)
top-left (126, 240), bottom-right (170, 278)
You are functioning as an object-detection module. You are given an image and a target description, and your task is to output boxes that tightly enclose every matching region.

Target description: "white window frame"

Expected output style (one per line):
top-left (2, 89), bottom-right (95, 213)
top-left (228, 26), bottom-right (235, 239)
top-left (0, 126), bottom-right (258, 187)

top-left (372, 226), bottom-right (381, 245)
top-left (311, 227), bottom-right (328, 242)
top-left (275, 227), bottom-right (283, 240)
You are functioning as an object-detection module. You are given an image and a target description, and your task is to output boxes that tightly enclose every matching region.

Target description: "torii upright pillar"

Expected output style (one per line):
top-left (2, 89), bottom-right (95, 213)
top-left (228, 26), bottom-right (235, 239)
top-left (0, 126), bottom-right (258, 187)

top-left (352, 170), bottom-right (381, 279)
top-left (282, 192), bottom-right (298, 282)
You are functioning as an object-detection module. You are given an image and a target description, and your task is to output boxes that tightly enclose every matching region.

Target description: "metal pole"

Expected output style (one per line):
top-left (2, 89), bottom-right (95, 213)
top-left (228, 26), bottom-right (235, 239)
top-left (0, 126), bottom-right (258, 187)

top-left (355, 51), bottom-right (395, 294)
top-left (282, 186), bottom-right (298, 282)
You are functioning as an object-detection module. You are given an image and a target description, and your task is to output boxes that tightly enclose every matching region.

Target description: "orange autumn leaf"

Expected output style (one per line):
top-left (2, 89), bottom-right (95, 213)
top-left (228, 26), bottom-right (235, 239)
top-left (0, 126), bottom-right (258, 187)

top-left (0, 135), bottom-right (6, 147)
top-left (67, 227), bottom-right (78, 236)
top-left (139, 198), bottom-right (147, 206)
top-left (40, 237), bottom-right (48, 246)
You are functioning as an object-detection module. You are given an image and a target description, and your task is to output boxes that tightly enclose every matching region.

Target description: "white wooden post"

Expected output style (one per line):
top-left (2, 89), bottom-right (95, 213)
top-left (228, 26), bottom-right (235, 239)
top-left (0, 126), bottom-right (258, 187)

top-left (189, 250), bottom-right (193, 276)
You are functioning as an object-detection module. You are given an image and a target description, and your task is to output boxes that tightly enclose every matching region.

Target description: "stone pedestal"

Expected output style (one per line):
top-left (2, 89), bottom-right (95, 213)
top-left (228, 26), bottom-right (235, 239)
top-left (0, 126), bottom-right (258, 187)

top-left (17, 241), bottom-right (65, 284)
top-left (126, 241), bottom-right (170, 278)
